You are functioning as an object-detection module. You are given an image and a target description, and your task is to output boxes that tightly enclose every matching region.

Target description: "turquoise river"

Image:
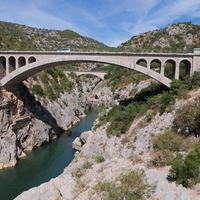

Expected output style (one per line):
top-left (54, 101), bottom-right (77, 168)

top-left (0, 106), bottom-right (99, 200)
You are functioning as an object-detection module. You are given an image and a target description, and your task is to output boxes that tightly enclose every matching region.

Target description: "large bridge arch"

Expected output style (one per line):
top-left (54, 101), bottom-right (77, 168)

top-left (1, 56), bottom-right (172, 87)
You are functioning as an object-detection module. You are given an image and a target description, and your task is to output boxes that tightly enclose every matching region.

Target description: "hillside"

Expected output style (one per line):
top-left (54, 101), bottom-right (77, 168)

top-left (0, 21), bottom-right (116, 52)
top-left (1, 21), bottom-right (200, 53)
top-left (119, 22), bottom-right (200, 53)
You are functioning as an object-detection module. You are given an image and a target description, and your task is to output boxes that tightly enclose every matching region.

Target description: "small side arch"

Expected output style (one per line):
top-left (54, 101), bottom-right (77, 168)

top-left (150, 59), bottom-right (162, 73)
top-left (0, 56), bottom-right (6, 79)
top-left (136, 58), bottom-right (147, 67)
top-left (18, 56), bottom-right (26, 68)
top-left (28, 56), bottom-right (36, 63)
top-left (9, 56), bottom-right (16, 73)
top-left (179, 59), bottom-right (191, 79)
top-left (164, 59), bottom-right (176, 79)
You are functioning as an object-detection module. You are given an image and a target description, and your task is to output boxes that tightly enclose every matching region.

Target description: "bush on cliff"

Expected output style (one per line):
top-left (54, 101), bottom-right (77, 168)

top-left (174, 95), bottom-right (200, 136)
top-left (32, 84), bottom-right (43, 95)
top-left (169, 141), bottom-right (200, 187)
top-left (94, 169), bottom-right (154, 200)
top-left (151, 130), bottom-right (195, 167)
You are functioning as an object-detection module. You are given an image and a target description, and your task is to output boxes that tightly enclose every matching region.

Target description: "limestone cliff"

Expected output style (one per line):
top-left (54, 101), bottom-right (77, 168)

top-left (0, 86), bottom-right (59, 169)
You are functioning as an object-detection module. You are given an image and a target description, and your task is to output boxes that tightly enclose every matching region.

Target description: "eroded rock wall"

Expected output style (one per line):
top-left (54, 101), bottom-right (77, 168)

top-left (0, 87), bottom-right (58, 169)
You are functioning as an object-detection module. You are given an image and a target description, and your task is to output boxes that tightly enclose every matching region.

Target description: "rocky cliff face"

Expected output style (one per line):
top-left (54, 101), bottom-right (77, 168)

top-left (0, 74), bottom-right (128, 170)
top-left (0, 86), bottom-right (60, 169)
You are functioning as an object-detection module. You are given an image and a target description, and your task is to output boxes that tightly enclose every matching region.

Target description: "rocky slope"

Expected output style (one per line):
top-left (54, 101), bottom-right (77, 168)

top-left (0, 21), bottom-right (115, 51)
top-left (15, 88), bottom-right (200, 200)
top-left (119, 22), bottom-right (200, 53)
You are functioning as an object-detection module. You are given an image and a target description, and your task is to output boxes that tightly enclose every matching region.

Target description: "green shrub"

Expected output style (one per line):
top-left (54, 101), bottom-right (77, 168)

top-left (174, 95), bottom-right (200, 136)
top-left (169, 142), bottom-right (200, 187)
top-left (94, 169), bottom-right (154, 200)
top-left (151, 130), bottom-right (195, 167)
top-left (82, 161), bottom-right (93, 169)
top-left (95, 154), bottom-right (105, 163)
top-left (32, 84), bottom-right (43, 95)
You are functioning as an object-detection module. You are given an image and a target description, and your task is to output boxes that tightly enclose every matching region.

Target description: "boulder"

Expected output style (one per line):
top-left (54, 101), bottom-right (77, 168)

top-left (80, 131), bottom-right (91, 144)
top-left (72, 138), bottom-right (82, 151)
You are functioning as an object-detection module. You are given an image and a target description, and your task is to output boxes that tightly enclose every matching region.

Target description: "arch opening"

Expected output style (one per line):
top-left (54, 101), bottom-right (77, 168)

top-left (0, 56), bottom-right (6, 79)
top-left (179, 60), bottom-right (191, 80)
top-left (18, 56), bottom-right (26, 68)
top-left (28, 56), bottom-right (36, 63)
top-left (136, 59), bottom-right (147, 67)
top-left (165, 59), bottom-right (176, 79)
top-left (9, 56), bottom-right (16, 73)
top-left (150, 59), bottom-right (161, 73)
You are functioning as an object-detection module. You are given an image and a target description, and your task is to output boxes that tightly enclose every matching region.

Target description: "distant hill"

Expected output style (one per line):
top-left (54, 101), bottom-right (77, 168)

top-left (118, 22), bottom-right (200, 53)
top-left (0, 21), bottom-right (200, 53)
top-left (0, 21), bottom-right (116, 52)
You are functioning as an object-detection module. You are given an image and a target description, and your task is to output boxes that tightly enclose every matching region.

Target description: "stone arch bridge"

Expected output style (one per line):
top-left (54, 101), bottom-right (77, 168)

top-left (0, 49), bottom-right (200, 87)
top-left (65, 71), bottom-right (106, 80)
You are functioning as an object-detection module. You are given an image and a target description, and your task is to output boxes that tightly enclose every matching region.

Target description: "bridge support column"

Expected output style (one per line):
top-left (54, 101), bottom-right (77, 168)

top-left (160, 64), bottom-right (165, 76)
top-left (189, 64), bottom-right (193, 76)
top-left (16, 60), bottom-right (19, 70)
top-left (174, 65), bottom-right (179, 79)
top-left (147, 64), bottom-right (150, 69)
top-left (6, 58), bottom-right (9, 75)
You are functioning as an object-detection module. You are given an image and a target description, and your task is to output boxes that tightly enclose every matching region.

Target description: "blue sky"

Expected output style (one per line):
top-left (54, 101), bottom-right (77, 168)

top-left (0, 0), bottom-right (200, 47)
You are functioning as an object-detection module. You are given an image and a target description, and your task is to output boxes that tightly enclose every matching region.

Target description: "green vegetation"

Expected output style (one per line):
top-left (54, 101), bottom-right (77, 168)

top-left (94, 71), bottom-right (200, 137)
top-left (120, 22), bottom-right (200, 53)
top-left (95, 154), bottom-right (105, 163)
top-left (94, 82), bottom-right (173, 136)
top-left (94, 169), bottom-right (154, 200)
top-left (174, 96), bottom-right (200, 136)
top-left (0, 21), bottom-right (116, 51)
top-left (104, 65), bottom-right (147, 92)
top-left (32, 84), bottom-right (43, 95)
top-left (32, 66), bottom-right (73, 100)
top-left (151, 130), bottom-right (195, 167)
top-left (169, 141), bottom-right (200, 187)
top-left (74, 160), bottom-right (93, 178)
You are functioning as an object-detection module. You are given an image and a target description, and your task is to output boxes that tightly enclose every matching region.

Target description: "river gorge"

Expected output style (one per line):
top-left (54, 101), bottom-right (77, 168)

top-left (1, 74), bottom-right (200, 199)
top-left (0, 106), bottom-right (99, 200)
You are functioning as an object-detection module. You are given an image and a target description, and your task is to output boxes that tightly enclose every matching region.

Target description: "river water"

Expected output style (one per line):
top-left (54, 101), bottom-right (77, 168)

top-left (0, 106), bottom-right (99, 200)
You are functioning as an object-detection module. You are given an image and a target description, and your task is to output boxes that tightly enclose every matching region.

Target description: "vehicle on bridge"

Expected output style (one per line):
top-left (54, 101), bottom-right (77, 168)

top-left (56, 48), bottom-right (71, 52)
